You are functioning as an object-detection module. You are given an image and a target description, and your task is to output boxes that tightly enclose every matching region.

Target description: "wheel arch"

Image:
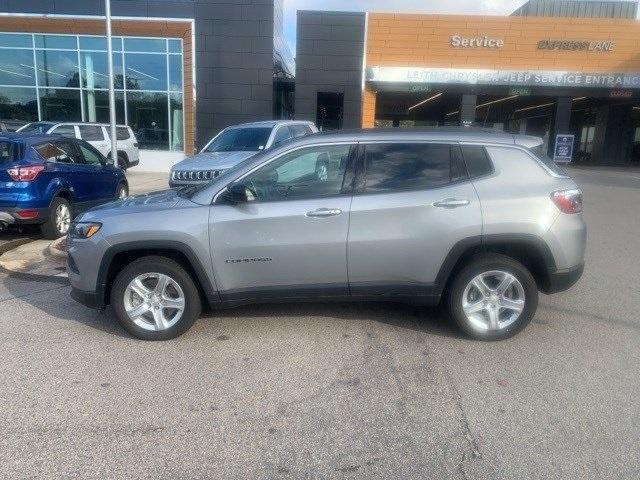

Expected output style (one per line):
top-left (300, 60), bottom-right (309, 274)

top-left (97, 241), bottom-right (218, 308)
top-left (435, 234), bottom-right (557, 296)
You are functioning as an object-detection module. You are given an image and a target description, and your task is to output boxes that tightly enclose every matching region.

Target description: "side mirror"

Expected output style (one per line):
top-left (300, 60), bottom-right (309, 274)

top-left (221, 183), bottom-right (249, 204)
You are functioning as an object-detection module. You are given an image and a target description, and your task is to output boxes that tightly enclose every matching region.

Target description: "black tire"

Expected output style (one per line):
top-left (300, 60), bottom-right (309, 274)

top-left (110, 256), bottom-right (202, 340)
top-left (40, 196), bottom-right (72, 240)
top-left (446, 254), bottom-right (538, 341)
top-left (117, 152), bottom-right (128, 170)
top-left (116, 182), bottom-right (129, 199)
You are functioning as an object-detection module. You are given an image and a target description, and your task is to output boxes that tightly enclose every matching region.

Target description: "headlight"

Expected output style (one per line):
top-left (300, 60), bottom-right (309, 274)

top-left (70, 222), bottom-right (102, 239)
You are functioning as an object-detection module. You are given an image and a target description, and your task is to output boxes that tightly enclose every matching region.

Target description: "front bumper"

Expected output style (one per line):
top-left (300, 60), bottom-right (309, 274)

top-left (70, 286), bottom-right (104, 309)
top-left (545, 263), bottom-right (584, 294)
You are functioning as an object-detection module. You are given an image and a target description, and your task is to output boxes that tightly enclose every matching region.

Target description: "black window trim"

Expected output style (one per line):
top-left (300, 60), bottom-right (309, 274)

top-left (353, 140), bottom-right (473, 196)
top-left (458, 142), bottom-right (496, 181)
top-left (75, 139), bottom-right (107, 166)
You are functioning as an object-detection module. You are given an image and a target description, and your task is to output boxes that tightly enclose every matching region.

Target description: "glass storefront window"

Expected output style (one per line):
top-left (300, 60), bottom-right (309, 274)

top-left (124, 53), bottom-right (167, 91)
top-left (83, 90), bottom-right (125, 124)
top-left (79, 36), bottom-right (107, 51)
top-left (127, 91), bottom-right (169, 150)
top-left (0, 87), bottom-right (38, 121)
top-left (0, 33), bottom-right (32, 48)
top-left (0, 32), bottom-right (184, 152)
top-left (169, 55), bottom-right (182, 92)
top-left (39, 88), bottom-right (81, 121)
top-left (34, 35), bottom-right (76, 50)
top-left (80, 51), bottom-right (123, 89)
top-left (124, 38), bottom-right (166, 53)
top-left (0, 50), bottom-right (36, 86)
top-left (170, 93), bottom-right (184, 151)
top-left (35, 50), bottom-right (80, 88)
top-left (168, 39), bottom-right (182, 54)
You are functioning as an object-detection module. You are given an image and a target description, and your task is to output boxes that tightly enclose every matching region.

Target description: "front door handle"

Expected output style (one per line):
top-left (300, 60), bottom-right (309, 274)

top-left (433, 198), bottom-right (470, 208)
top-left (306, 208), bottom-right (342, 217)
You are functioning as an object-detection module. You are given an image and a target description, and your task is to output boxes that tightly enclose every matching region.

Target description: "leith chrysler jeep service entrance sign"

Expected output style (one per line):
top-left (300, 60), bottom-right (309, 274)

top-left (450, 35), bottom-right (504, 48)
top-left (366, 67), bottom-right (640, 89)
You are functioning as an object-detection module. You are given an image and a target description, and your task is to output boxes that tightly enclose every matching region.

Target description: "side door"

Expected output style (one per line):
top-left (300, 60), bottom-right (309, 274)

top-left (210, 143), bottom-right (356, 300)
top-left (78, 125), bottom-right (109, 157)
top-left (75, 140), bottom-right (119, 201)
top-left (347, 142), bottom-right (482, 298)
top-left (36, 140), bottom-right (88, 204)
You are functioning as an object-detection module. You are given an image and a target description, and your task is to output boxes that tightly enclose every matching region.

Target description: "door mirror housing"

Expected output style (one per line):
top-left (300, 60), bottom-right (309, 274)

top-left (221, 183), bottom-right (249, 204)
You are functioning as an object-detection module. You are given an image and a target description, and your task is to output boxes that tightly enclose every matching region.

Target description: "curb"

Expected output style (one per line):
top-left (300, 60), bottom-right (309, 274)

top-left (0, 237), bottom-right (36, 256)
top-left (47, 237), bottom-right (68, 259)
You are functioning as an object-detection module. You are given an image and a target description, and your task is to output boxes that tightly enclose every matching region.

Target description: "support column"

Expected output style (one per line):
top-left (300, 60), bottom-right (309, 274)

top-left (361, 88), bottom-right (377, 128)
top-left (547, 97), bottom-right (572, 157)
top-left (459, 94), bottom-right (477, 126)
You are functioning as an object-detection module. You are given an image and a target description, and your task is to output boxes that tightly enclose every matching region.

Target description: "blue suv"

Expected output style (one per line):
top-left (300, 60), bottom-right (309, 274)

top-left (0, 133), bottom-right (128, 239)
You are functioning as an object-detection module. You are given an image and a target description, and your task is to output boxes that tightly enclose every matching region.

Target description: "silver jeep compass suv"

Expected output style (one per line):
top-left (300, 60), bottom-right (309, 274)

top-left (68, 128), bottom-right (586, 341)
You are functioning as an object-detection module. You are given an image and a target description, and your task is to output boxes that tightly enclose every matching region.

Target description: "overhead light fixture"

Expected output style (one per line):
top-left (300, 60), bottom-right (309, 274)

top-left (572, 97), bottom-right (587, 102)
top-left (633, 106), bottom-right (640, 110)
top-left (475, 94), bottom-right (519, 109)
top-left (514, 102), bottom-right (555, 113)
top-left (408, 92), bottom-right (443, 111)
top-left (446, 110), bottom-right (459, 116)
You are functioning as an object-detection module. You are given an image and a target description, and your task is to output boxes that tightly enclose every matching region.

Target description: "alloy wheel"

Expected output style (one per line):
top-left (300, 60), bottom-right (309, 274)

top-left (461, 270), bottom-right (525, 332)
top-left (55, 203), bottom-right (71, 235)
top-left (123, 273), bottom-right (186, 331)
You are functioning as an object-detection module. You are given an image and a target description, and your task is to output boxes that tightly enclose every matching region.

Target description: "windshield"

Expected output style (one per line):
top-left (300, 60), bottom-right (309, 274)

top-left (530, 146), bottom-right (569, 177)
top-left (204, 127), bottom-right (271, 153)
top-left (19, 122), bottom-right (55, 134)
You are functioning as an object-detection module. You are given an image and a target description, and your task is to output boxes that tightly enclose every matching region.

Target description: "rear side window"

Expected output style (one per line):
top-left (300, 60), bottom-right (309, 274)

top-left (461, 145), bottom-right (493, 178)
top-left (0, 141), bottom-right (18, 163)
top-left (78, 125), bottom-right (104, 141)
top-left (116, 127), bottom-right (131, 140)
top-left (529, 146), bottom-right (568, 177)
top-left (363, 143), bottom-right (458, 193)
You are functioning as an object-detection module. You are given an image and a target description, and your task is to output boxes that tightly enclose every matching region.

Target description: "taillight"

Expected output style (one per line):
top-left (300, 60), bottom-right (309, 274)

top-left (551, 189), bottom-right (583, 214)
top-left (7, 165), bottom-right (45, 182)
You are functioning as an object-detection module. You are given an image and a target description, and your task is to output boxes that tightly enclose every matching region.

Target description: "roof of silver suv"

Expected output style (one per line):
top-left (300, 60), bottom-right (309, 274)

top-left (227, 120), bottom-right (316, 129)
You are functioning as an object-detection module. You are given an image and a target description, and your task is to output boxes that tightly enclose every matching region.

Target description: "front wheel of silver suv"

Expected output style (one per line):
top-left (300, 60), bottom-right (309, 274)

top-left (110, 256), bottom-right (202, 340)
top-left (446, 254), bottom-right (538, 341)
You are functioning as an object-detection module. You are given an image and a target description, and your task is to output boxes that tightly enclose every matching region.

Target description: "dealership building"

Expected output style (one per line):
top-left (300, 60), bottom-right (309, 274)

top-left (1, 0), bottom-right (640, 168)
top-left (296, 0), bottom-right (640, 165)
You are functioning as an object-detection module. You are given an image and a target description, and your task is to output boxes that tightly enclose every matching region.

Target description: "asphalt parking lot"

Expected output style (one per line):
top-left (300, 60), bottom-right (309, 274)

top-left (1, 167), bottom-right (639, 479)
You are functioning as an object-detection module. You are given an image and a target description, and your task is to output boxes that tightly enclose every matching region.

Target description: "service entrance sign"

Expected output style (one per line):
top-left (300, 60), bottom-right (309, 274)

top-left (553, 134), bottom-right (574, 163)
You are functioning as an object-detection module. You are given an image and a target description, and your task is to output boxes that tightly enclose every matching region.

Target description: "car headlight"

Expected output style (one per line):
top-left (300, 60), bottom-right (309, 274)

top-left (70, 222), bottom-right (102, 239)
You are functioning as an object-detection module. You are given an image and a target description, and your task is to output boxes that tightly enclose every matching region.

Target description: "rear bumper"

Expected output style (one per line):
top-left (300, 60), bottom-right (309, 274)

top-left (0, 207), bottom-right (47, 225)
top-left (544, 263), bottom-right (584, 294)
top-left (70, 286), bottom-right (104, 309)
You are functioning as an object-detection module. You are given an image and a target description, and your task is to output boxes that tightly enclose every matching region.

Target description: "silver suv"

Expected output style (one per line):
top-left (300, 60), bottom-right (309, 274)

top-left (169, 120), bottom-right (318, 187)
top-left (68, 128), bottom-right (586, 341)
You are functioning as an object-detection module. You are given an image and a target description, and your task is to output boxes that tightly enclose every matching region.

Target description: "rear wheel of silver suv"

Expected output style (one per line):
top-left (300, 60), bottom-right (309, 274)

top-left (447, 254), bottom-right (538, 340)
top-left (110, 256), bottom-right (201, 340)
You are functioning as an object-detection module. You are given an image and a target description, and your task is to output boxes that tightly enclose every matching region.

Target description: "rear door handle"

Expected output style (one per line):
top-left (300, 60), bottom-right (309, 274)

top-left (432, 198), bottom-right (470, 208)
top-left (306, 208), bottom-right (342, 217)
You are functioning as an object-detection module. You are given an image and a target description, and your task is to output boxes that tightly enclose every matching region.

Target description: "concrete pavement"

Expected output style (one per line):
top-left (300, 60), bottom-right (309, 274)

top-left (0, 167), bottom-right (638, 479)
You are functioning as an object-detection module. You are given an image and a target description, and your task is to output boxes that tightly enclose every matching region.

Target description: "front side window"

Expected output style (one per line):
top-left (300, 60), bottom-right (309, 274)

top-left (20, 122), bottom-right (56, 134)
top-left (35, 141), bottom-right (78, 163)
top-left (51, 125), bottom-right (76, 138)
top-left (77, 142), bottom-right (104, 165)
top-left (79, 125), bottom-right (104, 141)
top-left (363, 143), bottom-right (455, 193)
top-left (242, 144), bottom-right (352, 202)
top-left (204, 127), bottom-right (272, 153)
top-left (290, 124), bottom-right (311, 138)
top-left (271, 126), bottom-right (291, 147)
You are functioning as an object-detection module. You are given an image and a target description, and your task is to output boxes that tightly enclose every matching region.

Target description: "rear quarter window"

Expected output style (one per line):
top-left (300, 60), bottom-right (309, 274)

top-left (461, 145), bottom-right (493, 178)
top-left (0, 141), bottom-right (19, 163)
top-left (116, 127), bottom-right (131, 140)
top-left (529, 146), bottom-right (569, 177)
